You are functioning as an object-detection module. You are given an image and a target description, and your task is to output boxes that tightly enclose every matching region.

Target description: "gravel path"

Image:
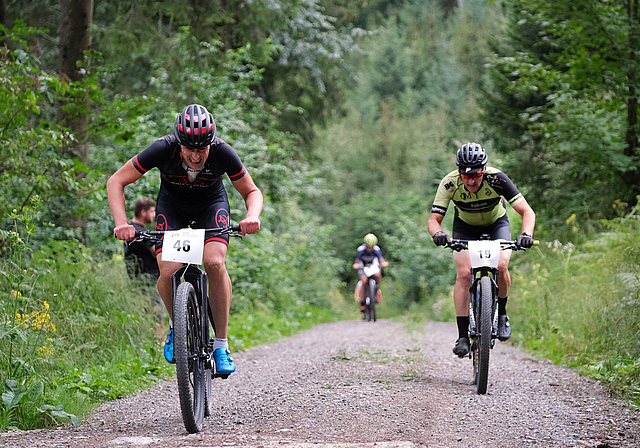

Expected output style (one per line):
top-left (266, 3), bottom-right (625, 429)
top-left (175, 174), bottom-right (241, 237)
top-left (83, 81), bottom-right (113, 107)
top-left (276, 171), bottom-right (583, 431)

top-left (2, 319), bottom-right (638, 448)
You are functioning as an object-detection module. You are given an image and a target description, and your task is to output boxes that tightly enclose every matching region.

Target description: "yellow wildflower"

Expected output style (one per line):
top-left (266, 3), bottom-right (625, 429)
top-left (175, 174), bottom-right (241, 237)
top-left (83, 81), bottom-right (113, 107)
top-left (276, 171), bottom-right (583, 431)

top-left (565, 214), bottom-right (576, 224)
top-left (11, 290), bottom-right (21, 297)
top-left (36, 343), bottom-right (55, 357)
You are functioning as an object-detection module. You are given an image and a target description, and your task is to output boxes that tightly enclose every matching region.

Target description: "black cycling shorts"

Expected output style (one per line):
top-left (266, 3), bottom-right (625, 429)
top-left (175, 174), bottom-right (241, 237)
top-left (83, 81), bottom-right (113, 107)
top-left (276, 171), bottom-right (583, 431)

top-left (452, 212), bottom-right (511, 241)
top-left (154, 190), bottom-right (232, 253)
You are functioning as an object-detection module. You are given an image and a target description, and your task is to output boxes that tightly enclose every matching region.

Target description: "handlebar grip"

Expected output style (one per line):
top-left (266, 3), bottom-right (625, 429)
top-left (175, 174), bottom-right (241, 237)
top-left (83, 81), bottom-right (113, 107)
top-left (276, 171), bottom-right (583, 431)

top-left (230, 225), bottom-right (242, 232)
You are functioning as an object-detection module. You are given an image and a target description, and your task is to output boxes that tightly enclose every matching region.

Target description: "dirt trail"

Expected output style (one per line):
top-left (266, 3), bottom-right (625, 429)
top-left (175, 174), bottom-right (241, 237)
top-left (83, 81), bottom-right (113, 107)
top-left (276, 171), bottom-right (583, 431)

top-left (2, 319), bottom-right (638, 448)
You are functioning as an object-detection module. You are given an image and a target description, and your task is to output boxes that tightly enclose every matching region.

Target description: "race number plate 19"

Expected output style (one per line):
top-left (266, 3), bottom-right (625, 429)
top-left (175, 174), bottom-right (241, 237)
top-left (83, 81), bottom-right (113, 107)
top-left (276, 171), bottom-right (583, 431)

top-left (161, 228), bottom-right (205, 264)
top-left (468, 240), bottom-right (501, 269)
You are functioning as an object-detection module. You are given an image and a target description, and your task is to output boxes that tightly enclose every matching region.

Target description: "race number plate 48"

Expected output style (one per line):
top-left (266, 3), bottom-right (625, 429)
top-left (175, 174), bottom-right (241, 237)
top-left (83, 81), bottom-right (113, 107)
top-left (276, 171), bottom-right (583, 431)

top-left (161, 228), bottom-right (205, 264)
top-left (468, 240), bottom-right (501, 269)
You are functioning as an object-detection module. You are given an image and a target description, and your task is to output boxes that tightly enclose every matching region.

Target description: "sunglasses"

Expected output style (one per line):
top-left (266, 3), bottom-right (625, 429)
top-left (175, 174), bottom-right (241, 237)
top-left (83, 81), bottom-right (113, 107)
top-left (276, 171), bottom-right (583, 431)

top-left (460, 170), bottom-right (485, 180)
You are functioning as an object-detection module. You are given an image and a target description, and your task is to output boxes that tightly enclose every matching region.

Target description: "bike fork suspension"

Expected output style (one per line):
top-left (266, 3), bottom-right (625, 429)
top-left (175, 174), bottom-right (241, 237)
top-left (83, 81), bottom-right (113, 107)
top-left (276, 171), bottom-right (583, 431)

top-left (469, 301), bottom-right (477, 337)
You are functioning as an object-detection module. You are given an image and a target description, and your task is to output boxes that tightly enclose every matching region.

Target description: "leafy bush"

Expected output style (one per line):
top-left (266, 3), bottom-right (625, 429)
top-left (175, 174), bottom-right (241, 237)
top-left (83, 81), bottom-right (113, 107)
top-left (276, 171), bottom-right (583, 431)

top-left (509, 201), bottom-right (640, 406)
top-left (0, 204), bottom-right (171, 430)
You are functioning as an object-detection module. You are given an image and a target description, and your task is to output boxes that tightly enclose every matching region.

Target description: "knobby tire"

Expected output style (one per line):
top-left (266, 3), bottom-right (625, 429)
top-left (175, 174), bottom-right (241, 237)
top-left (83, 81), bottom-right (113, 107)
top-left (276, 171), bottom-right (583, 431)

top-left (367, 278), bottom-right (377, 322)
top-left (174, 282), bottom-right (206, 433)
top-left (203, 308), bottom-right (212, 418)
top-left (476, 276), bottom-right (492, 394)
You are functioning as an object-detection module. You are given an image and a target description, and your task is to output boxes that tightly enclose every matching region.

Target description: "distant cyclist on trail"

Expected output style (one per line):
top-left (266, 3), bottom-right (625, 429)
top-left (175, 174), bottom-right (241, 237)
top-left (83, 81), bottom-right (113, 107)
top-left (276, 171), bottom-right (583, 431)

top-left (427, 143), bottom-right (535, 357)
top-left (352, 233), bottom-right (389, 313)
top-left (107, 104), bottom-right (263, 375)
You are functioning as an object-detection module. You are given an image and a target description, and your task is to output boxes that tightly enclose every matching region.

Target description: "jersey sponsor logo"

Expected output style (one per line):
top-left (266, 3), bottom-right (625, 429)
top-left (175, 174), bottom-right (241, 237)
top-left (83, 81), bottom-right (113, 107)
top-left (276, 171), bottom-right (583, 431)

top-left (432, 205), bottom-right (447, 215)
top-left (155, 214), bottom-right (168, 231)
top-left (456, 197), bottom-right (502, 214)
top-left (164, 173), bottom-right (221, 188)
top-left (215, 209), bottom-right (230, 228)
top-left (444, 181), bottom-right (455, 190)
top-left (459, 191), bottom-right (480, 200)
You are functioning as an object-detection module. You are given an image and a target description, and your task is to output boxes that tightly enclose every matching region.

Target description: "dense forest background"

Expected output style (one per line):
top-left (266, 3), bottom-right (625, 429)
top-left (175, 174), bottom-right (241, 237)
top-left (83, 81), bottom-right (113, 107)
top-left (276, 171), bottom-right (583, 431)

top-left (1, 0), bottom-right (639, 429)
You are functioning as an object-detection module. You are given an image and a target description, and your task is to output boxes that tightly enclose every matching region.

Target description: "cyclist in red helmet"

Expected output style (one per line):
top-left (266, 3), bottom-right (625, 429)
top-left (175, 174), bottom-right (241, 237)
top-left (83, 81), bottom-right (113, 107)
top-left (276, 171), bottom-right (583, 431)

top-left (107, 104), bottom-right (263, 375)
top-left (427, 143), bottom-right (535, 357)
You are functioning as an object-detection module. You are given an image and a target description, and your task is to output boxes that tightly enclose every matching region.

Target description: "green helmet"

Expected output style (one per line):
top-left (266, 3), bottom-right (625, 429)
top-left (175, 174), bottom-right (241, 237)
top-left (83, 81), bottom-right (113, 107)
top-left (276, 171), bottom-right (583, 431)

top-left (364, 233), bottom-right (378, 246)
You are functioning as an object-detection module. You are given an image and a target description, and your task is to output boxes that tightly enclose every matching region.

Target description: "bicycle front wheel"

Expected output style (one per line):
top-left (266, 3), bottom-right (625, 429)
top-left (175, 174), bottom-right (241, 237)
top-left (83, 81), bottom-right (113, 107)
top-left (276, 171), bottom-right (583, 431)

top-left (476, 276), bottom-right (492, 394)
top-left (367, 279), bottom-right (377, 322)
top-left (174, 281), bottom-right (206, 433)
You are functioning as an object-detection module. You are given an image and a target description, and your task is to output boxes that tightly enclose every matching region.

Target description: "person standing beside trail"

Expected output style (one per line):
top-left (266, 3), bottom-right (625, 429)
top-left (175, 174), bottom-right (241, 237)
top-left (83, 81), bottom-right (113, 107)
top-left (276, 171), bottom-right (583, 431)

top-left (123, 196), bottom-right (164, 324)
top-left (427, 143), bottom-right (535, 357)
top-left (124, 197), bottom-right (160, 282)
top-left (107, 104), bottom-right (263, 375)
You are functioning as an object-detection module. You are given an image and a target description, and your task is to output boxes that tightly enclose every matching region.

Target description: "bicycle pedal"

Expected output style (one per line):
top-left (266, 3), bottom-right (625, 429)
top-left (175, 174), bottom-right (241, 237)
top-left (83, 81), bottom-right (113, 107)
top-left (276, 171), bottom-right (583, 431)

top-left (212, 373), bottom-right (230, 379)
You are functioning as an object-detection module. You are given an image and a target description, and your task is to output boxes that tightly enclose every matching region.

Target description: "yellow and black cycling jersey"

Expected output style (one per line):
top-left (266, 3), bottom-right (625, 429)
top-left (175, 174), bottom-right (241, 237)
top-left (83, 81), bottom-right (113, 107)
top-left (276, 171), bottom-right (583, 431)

top-left (431, 167), bottom-right (524, 227)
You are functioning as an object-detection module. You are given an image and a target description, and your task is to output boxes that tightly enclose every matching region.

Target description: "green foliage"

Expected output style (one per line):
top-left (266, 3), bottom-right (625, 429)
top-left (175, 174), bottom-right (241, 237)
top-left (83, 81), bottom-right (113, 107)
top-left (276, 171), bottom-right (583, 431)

top-left (0, 22), bottom-right (76, 221)
top-left (0, 207), bottom-right (172, 430)
top-left (509, 202), bottom-right (640, 405)
top-left (483, 0), bottom-right (640, 225)
top-left (384, 217), bottom-right (456, 309)
top-left (227, 202), bottom-right (343, 319)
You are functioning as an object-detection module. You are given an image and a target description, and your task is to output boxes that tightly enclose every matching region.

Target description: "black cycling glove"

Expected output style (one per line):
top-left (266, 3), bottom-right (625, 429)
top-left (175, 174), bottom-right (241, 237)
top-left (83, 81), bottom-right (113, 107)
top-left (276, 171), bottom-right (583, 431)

top-left (433, 231), bottom-right (451, 247)
top-left (516, 232), bottom-right (534, 248)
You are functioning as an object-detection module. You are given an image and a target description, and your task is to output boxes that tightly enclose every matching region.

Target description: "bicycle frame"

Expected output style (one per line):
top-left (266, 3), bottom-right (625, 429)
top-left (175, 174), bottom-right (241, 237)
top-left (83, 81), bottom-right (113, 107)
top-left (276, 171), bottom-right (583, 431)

top-left (171, 264), bottom-right (213, 354)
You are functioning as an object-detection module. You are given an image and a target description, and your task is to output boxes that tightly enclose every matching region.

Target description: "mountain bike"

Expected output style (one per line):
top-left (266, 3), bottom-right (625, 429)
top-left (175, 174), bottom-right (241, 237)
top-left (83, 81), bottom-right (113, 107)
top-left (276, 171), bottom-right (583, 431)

top-left (443, 236), bottom-right (537, 394)
top-left (361, 260), bottom-right (381, 322)
top-left (133, 225), bottom-right (242, 433)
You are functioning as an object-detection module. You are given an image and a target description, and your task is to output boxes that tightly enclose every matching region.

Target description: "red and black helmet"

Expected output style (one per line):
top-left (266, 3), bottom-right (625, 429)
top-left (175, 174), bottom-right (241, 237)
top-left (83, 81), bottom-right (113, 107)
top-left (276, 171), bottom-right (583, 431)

top-left (174, 104), bottom-right (216, 149)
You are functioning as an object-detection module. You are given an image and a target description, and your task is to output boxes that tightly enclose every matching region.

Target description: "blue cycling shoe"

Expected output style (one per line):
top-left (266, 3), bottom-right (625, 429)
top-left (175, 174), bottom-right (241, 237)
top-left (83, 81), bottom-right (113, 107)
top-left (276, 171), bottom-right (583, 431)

top-left (164, 328), bottom-right (175, 364)
top-left (212, 348), bottom-right (235, 374)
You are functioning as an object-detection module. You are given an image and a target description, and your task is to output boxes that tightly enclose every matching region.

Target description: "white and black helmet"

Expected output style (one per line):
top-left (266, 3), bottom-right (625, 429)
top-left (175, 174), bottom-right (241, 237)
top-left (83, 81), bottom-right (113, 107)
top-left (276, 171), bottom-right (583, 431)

top-left (456, 143), bottom-right (488, 173)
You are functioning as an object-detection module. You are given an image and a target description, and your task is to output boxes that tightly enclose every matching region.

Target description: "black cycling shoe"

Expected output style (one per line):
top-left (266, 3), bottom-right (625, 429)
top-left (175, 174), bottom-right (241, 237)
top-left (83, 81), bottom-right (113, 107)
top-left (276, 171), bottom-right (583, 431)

top-left (498, 315), bottom-right (512, 341)
top-left (453, 337), bottom-right (470, 357)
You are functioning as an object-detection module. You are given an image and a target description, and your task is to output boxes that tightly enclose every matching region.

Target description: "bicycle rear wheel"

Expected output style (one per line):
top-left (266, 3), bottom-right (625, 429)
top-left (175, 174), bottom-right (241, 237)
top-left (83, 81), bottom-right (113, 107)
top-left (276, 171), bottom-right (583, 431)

top-left (476, 276), bottom-right (492, 394)
top-left (174, 281), bottom-right (206, 433)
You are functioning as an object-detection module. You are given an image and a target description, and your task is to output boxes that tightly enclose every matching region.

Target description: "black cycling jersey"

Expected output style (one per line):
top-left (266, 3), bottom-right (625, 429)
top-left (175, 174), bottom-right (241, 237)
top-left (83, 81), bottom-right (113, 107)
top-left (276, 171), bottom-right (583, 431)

top-left (131, 133), bottom-right (246, 207)
top-left (131, 133), bottom-right (247, 248)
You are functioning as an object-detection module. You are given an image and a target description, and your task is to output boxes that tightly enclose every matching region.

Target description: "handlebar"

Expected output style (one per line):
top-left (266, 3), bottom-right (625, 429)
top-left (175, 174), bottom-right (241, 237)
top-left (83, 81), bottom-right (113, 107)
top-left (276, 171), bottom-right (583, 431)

top-left (132, 225), bottom-right (243, 243)
top-left (442, 239), bottom-right (540, 252)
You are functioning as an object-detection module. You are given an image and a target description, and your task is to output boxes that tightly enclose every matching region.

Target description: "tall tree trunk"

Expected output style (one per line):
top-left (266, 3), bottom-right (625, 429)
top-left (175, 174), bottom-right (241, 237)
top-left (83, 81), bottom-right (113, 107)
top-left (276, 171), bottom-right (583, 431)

top-left (57, 0), bottom-right (94, 240)
top-left (625, 0), bottom-right (640, 199)
top-left (57, 0), bottom-right (93, 162)
top-left (0, 0), bottom-right (7, 30)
